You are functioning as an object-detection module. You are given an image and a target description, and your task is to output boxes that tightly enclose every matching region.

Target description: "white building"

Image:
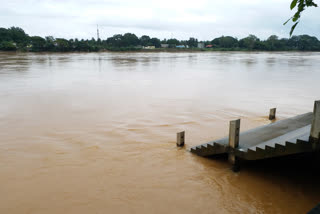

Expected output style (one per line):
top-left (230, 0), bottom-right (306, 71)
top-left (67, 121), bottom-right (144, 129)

top-left (197, 43), bottom-right (205, 48)
top-left (143, 46), bottom-right (155, 49)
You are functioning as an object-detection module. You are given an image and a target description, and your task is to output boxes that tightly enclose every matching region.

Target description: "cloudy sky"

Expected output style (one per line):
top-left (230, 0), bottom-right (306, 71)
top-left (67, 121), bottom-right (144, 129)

top-left (0, 0), bottom-right (319, 40)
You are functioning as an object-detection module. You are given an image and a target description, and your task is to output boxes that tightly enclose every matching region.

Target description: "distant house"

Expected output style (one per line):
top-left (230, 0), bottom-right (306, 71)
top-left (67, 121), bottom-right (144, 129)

top-left (176, 45), bottom-right (185, 48)
top-left (161, 44), bottom-right (169, 48)
top-left (197, 43), bottom-right (204, 49)
top-left (143, 46), bottom-right (155, 49)
top-left (206, 44), bottom-right (213, 48)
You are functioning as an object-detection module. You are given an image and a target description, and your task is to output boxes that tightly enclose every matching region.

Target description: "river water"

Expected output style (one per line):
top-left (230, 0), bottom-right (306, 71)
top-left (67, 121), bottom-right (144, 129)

top-left (0, 51), bottom-right (320, 213)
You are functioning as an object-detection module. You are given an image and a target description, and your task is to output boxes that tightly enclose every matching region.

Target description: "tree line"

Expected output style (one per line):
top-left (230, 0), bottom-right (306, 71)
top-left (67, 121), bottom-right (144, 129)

top-left (1, 26), bottom-right (320, 52)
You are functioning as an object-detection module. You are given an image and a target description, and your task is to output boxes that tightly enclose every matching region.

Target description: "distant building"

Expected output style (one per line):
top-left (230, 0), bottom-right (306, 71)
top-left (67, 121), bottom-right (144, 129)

top-left (143, 46), bottom-right (155, 49)
top-left (206, 44), bottom-right (213, 48)
top-left (197, 43), bottom-right (204, 49)
top-left (176, 45), bottom-right (185, 48)
top-left (161, 44), bottom-right (169, 48)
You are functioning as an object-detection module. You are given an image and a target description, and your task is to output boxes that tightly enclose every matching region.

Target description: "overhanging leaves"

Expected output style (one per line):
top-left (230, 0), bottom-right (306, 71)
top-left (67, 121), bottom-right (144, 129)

top-left (285, 0), bottom-right (318, 36)
top-left (290, 22), bottom-right (299, 36)
top-left (291, 0), bottom-right (298, 9)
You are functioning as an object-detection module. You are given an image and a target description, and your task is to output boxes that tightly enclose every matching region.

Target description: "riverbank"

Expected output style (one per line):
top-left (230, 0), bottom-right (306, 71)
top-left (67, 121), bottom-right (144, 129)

top-left (2, 48), bottom-right (320, 54)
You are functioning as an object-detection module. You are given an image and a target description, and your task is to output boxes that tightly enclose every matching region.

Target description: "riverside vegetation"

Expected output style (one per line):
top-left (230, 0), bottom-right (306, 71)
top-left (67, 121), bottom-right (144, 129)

top-left (1, 26), bottom-right (320, 52)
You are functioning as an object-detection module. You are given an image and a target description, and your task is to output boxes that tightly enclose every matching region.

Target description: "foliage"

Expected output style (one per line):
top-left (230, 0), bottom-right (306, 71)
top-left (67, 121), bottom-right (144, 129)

top-left (150, 37), bottom-right (161, 48)
top-left (0, 41), bottom-right (17, 51)
top-left (285, 0), bottom-right (318, 36)
top-left (186, 37), bottom-right (198, 48)
top-left (122, 33), bottom-right (140, 47)
top-left (212, 36), bottom-right (238, 48)
top-left (239, 35), bottom-right (259, 50)
top-left (0, 27), bottom-right (29, 50)
top-left (0, 26), bottom-right (320, 52)
top-left (30, 36), bottom-right (46, 51)
top-left (140, 35), bottom-right (151, 46)
top-left (166, 38), bottom-right (180, 48)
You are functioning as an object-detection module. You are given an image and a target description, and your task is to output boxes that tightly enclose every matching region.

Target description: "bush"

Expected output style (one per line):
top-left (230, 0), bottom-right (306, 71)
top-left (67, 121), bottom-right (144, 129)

top-left (0, 41), bottom-right (17, 51)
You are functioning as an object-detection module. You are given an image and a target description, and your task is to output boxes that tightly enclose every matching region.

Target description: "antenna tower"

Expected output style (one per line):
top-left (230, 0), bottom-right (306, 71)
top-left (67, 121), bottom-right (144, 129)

top-left (97, 25), bottom-right (100, 40)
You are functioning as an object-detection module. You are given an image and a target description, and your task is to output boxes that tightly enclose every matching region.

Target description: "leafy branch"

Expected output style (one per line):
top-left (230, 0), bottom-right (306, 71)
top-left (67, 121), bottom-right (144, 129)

top-left (284, 0), bottom-right (318, 36)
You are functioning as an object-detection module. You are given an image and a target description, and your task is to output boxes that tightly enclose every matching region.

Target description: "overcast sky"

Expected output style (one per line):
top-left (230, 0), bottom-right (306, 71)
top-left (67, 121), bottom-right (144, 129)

top-left (0, 0), bottom-right (319, 40)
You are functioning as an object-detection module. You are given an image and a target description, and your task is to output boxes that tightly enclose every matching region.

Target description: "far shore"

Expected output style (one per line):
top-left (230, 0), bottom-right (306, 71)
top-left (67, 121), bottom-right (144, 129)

top-left (1, 49), bottom-right (320, 54)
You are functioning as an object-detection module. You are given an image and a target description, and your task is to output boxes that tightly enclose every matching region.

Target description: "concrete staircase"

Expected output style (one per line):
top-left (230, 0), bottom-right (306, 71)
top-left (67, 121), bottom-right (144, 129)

top-left (190, 113), bottom-right (319, 161)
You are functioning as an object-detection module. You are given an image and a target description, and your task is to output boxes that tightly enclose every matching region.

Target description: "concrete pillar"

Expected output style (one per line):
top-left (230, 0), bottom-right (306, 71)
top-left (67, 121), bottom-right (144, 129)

top-left (228, 119), bottom-right (240, 170)
top-left (310, 100), bottom-right (320, 143)
top-left (177, 131), bottom-right (185, 147)
top-left (269, 108), bottom-right (276, 120)
top-left (229, 119), bottom-right (240, 149)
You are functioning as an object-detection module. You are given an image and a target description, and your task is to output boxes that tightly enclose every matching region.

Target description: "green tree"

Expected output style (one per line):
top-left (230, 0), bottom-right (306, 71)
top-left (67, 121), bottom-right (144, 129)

top-left (150, 37), bottom-right (161, 48)
top-left (30, 36), bottom-right (46, 51)
top-left (167, 38), bottom-right (180, 47)
top-left (265, 35), bottom-right (280, 50)
top-left (8, 27), bottom-right (29, 48)
top-left (122, 33), bottom-right (139, 47)
top-left (140, 35), bottom-right (151, 46)
top-left (186, 37), bottom-right (198, 48)
top-left (88, 37), bottom-right (99, 51)
top-left (288, 35), bottom-right (320, 50)
top-left (55, 38), bottom-right (70, 51)
top-left (76, 39), bottom-right (90, 51)
top-left (161, 39), bottom-right (167, 44)
top-left (239, 35), bottom-right (259, 50)
top-left (106, 34), bottom-right (123, 47)
top-left (45, 36), bottom-right (55, 51)
top-left (0, 28), bottom-right (11, 42)
top-left (0, 41), bottom-right (17, 51)
top-left (212, 36), bottom-right (238, 48)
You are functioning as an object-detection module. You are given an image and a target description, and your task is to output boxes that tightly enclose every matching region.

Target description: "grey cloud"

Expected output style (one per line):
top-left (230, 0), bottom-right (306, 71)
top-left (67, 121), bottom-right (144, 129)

top-left (0, 0), bottom-right (319, 40)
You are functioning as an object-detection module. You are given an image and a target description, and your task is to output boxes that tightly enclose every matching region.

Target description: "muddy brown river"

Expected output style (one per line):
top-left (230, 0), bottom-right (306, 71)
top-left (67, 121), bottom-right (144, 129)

top-left (0, 51), bottom-right (320, 213)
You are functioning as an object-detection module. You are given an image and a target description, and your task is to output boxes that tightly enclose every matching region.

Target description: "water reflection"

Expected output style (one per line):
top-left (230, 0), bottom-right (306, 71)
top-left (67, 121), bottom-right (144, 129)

top-left (266, 57), bottom-right (276, 65)
top-left (0, 52), bottom-right (31, 73)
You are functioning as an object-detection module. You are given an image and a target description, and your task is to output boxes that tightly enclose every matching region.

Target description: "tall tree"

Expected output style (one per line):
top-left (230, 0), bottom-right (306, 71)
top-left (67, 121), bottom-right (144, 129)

top-left (239, 35), bottom-right (259, 50)
top-left (212, 36), bottom-right (238, 48)
top-left (30, 36), bottom-right (46, 51)
top-left (186, 37), bottom-right (198, 48)
top-left (140, 35), bottom-right (151, 46)
top-left (150, 37), bottom-right (161, 48)
top-left (122, 33), bottom-right (139, 47)
top-left (45, 36), bottom-right (55, 51)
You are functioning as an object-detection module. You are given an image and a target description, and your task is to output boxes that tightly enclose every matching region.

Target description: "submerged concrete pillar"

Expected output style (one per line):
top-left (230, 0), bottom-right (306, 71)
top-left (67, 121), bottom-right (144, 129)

top-left (177, 131), bottom-right (185, 147)
top-left (310, 100), bottom-right (320, 143)
top-left (269, 108), bottom-right (276, 120)
top-left (228, 119), bottom-right (240, 171)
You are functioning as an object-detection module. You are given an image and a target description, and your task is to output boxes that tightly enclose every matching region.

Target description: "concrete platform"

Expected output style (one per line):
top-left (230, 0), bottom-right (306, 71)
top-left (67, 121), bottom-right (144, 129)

top-left (190, 112), bottom-right (319, 160)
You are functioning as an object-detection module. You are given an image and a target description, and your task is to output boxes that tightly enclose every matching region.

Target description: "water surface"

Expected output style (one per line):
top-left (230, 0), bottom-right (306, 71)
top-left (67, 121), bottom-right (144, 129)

top-left (0, 51), bottom-right (320, 213)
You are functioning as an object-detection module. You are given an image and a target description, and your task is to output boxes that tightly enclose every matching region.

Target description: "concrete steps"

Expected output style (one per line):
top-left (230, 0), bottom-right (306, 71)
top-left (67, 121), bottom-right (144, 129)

top-left (190, 113), bottom-right (318, 161)
top-left (191, 132), bottom-right (313, 160)
top-left (236, 133), bottom-right (312, 160)
top-left (190, 142), bottom-right (228, 156)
